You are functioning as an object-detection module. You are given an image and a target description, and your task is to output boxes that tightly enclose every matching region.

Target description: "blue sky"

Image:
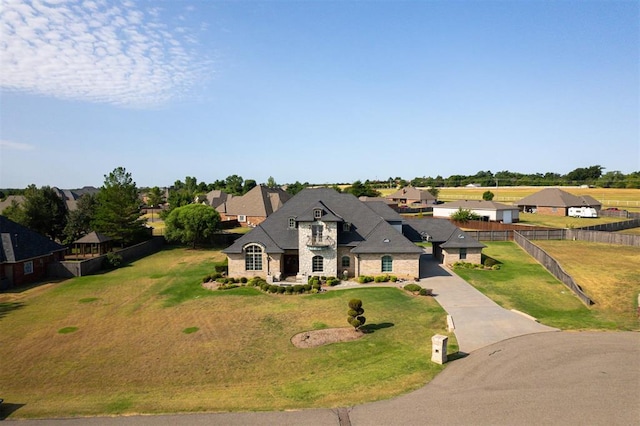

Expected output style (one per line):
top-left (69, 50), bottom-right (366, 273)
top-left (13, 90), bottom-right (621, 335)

top-left (1, 0), bottom-right (638, 189)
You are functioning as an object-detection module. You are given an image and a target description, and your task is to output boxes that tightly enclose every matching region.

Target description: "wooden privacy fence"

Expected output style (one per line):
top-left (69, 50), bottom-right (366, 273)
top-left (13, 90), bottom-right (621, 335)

top-left (514, 232), bottom-right (594, 306)
top-left (465, 228), bottom-right (565, 242)
top-left (565, 229), bottom-right (640, 246)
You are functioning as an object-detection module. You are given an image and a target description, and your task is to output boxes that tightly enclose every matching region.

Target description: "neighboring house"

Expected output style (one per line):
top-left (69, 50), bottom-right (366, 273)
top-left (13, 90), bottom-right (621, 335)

top-left (433, 200), bottom-right (520, 224)
top-left (223, 188), bottom-right (482, 282)
top-left (0, 187), bottom-right (99, 214)
top-left (358, 196), bottom-right (398, 210)
top-left (386, 186), bottom-right (437, 207)
top-left (198, 189), bottom-right (232, 209)
top-left (403, 218), bottom-right (486, 265)
top-left (515, 188), bottom-right (602, 216)
top-left (0, 215), bottom-right (66, 289)
top-left (0, 195), bottom-right (25, 214)
top-left (217, 185), bottom-right (291, 227)
top-left (53, 187), bottom-right (100, 211)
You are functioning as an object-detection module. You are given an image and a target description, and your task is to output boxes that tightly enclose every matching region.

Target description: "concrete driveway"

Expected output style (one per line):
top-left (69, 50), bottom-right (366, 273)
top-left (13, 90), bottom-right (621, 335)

top-left (419, 255), bottom-right (558, 353)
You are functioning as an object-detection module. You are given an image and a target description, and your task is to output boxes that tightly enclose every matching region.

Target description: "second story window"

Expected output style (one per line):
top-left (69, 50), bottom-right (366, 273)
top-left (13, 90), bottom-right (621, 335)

top-left (288, 217), bottom-right (296, 229)
top-left (314, 208), bottom-right (322, 219)
top-left (343, 222), bottom-right (350, 232)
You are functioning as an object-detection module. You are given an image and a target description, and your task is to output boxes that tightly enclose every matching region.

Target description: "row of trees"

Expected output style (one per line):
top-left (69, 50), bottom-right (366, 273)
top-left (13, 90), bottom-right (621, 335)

top-left (406, 166), bottom-right (639, 188)
top-left (3, 167), bottom-right (148, 246)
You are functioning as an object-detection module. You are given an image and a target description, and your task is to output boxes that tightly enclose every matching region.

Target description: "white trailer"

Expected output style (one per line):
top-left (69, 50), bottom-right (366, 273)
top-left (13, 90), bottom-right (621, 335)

top-left (568, 207), bottom-right (598, 218)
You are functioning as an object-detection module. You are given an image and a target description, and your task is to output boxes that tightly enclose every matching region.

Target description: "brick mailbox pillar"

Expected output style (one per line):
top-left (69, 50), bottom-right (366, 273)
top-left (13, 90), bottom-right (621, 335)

top-left (431, 334), bottom-right (448, 364)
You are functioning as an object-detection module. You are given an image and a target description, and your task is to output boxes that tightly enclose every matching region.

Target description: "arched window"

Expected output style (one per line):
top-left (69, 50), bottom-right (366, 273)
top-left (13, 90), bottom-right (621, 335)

top-left (381, 255), bottom-right (393, 272)
top-left (341, 256), bottom-right (350, 268)
top-left (312, 255), bottom-right (324, 273)
top-left (245, 245), bottom-right (263, 271)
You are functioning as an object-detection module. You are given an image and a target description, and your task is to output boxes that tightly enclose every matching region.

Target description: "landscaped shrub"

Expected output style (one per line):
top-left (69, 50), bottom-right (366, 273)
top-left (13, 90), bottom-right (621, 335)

top-left (303, 283), bottom-right (312, 292)
top-left (483, 257), bottom-right (498, 268)
top-left (268, 285), bottom-right (279, 293)
top-left (240, 277), bottom-right (248, 284)
top-left (214, 264), bottom-right (228, 274)
top-left (326, 277), bottom-right (340, 286)
top-left (358, 275), bottom-right (374, 284)
top-left (260, 282), bottom-right (270, 291)
top-left (389, 276), bottom-right (398, 282)
top-left (374, 275), bottom-right (386, 283)
top-left (293, 284), bottom-right (304, 293)
top-left (312, 283), bottom-right (322, 291)
top-left (277, 286), bottom-right (286, 294)
top-left (403, 283), bottom-right (422, 293)
top-left (105, 252), bottom-right (123, 268)
top-left (285, 286), bottom-right (294, 294)
top-left (419, 288), bottom-right (433, 296)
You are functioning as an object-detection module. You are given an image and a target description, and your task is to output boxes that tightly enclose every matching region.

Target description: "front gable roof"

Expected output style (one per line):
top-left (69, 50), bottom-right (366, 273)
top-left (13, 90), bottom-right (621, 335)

top-left (351, 219), bottom-right (423, 254)
top-left (217, 185), bottom-right (291, 217)
top-left (223, 188), bottom-right (418, 254)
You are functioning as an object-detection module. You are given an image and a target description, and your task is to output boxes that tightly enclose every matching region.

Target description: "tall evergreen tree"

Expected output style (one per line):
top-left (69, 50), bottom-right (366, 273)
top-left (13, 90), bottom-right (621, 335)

top-left (63, 193), bottom-right (97, 244)
top-left (93, 167), bottom-right (146, 246)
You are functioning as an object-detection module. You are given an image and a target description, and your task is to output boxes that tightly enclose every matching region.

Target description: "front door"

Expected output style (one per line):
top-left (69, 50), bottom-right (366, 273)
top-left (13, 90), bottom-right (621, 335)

top-left (284, 255), bottom-right (299, 275)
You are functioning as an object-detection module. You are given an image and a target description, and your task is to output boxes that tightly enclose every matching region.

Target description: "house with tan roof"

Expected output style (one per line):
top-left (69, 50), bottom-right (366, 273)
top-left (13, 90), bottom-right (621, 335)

top-left (515, 188), bottom-right (601, 216)
top-left (223, 188), bottom-right (484, 282)
top-left (386, 186), bottom-right (437, 207)
top-left (216, 185), bottom-right (291, 227)
top-left (433, 200), bottom-right (520, 223)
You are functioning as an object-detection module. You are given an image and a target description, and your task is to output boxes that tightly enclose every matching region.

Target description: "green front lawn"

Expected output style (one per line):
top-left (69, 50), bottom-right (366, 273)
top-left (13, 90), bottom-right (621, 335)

top-left (454, 242), bottom-right (639, 330)
top-left (0, 247), bottom-right (452, 419)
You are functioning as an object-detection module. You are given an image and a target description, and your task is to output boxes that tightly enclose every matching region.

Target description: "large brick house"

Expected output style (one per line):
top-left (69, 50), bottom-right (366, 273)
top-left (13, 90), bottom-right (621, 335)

top-left (1, 216), bottom-right (66, 289)
top-left (223, 188), bottom-right (483, 282)
top-left (216, 185), bottom-right (291, 227)
top-left (515, 188), bottom-right (601, 216)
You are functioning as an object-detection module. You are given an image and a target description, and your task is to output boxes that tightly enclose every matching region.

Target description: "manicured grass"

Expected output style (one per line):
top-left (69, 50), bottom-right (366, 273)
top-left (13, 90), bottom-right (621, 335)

top-left (533, 240), bottom-right (640, 329)
top-left (0, 247), bottom-right (452, 419)
top-left (454, 242), bottom-right (639, 331)
top-left (518, 212), bottom-right (625, 228)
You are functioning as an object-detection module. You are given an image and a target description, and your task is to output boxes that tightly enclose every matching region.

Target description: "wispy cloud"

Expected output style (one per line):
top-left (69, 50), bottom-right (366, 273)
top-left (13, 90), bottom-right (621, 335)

top-left (0, 0), bottom-right (212, 108)
top-left (0, 140), bottom-right (36, 151)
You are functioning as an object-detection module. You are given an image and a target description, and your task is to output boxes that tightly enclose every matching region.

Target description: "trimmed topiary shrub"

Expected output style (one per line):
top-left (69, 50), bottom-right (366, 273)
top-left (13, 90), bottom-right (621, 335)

top-left (419, 288), bottom-right (433, 296)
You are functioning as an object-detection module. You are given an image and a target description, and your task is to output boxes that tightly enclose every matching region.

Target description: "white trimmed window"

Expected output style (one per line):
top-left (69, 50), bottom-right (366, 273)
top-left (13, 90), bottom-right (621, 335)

top-left (238, 215), bottom-right (247, 223)
top-left (312, 255), bottom-right (324, 273)
top-left (245, 245), bottom-right (263, 271)
top-left (288, 217), bottom-right (296, 229)
top-left (381, 255), bottom-right (393, 272)
top-left (24, 261), bottom-right (34, 275)
top-left (314, 209), bottom-right (322, 219)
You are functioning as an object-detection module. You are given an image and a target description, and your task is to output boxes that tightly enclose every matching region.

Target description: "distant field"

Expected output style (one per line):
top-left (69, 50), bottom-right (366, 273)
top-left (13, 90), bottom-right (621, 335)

top-left (376, 186), bottom-right (639, 210)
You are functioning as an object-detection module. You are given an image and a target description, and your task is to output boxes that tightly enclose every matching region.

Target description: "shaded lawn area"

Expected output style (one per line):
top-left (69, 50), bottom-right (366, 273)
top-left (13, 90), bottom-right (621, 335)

top-left (0, 247), bottom-right (452, 419)
top-left (454, 242), bottom-right (639, 331)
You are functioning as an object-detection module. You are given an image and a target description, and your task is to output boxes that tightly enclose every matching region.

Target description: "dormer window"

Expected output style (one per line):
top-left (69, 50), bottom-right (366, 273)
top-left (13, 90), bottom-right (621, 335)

top-left (288, 217), bottom-right (296, 229)
top-left (343, 222), bottom-right (350, 232)
top-left (314, 208), bottom-right (322, 219)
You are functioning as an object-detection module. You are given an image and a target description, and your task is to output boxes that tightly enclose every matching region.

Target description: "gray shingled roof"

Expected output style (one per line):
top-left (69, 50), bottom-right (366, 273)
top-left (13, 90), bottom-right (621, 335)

top-left (74, 231), bottom-right (113, 244)
top-left (1, 215), bottom-right (66, 263)
top-left (515, 188), bottom-right (602, 208)
top-left (223, 188), bottom-right (422, 255)
top-left (403, 217), bottom-right (485, 249)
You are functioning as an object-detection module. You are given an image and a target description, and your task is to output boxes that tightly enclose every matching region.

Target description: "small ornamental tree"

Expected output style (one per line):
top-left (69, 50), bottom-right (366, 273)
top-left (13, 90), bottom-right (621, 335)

top-left (347, 299), bottom-right (366, 331)
top-left (482, 190), bottom-right (495, 201)
top-left (450, 208), bottom-right (481, 223)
